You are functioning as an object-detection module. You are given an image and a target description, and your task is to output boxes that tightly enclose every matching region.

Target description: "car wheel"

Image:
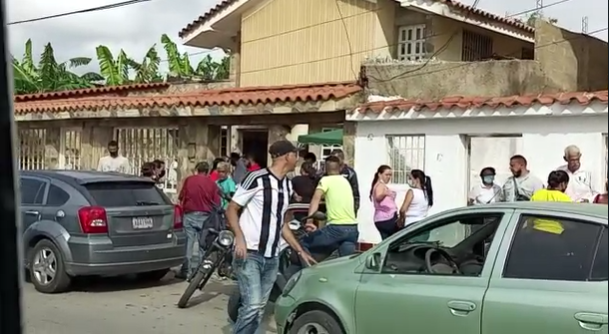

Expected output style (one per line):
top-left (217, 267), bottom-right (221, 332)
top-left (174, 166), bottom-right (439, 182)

top-left (137, 269), bottom-right (169, 281)
top-left (29, 239), bottom-right (72, 294)
top-left (289, 310), bottom-right (344, 334)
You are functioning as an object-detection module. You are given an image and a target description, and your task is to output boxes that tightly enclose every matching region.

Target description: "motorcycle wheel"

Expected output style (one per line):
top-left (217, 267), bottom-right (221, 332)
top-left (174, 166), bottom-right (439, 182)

top-left (177, 264), bottom-right (215, 309)
top-left (227, 286), bottom-right (241, 323)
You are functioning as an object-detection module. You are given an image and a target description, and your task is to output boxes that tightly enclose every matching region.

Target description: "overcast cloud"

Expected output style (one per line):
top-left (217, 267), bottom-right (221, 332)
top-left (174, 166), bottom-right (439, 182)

top-left (6, 0), bottom-right (607, 75)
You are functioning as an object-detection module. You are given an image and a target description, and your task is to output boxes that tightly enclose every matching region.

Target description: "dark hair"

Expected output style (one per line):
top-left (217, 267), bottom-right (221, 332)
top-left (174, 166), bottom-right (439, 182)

top-left (195, 162), bottom-right (209, 174)
top-left (212, 157), bottom-right (225, 170)
top-left (108, 140), bottom-right (118, 147)
top-left (510, 155), bottom-right (528, 166)
top-left (411, 169), bottom-right (434, 207)
top-left (547, 170), bottom-right (569, 190)
top-left (300, 161), bottom-right (317, 179)
top-left (480, 167), bottom-right (496, 176)
top-left (304, 152), bottom-right (317, 163)
top-left (141, 162), bottom-right (155, 177)
top-left (325, 155), bottom-right (341, 164)
top-left (152, 159), bottom-right (164, 168)
top-left (370, 165), bottom-right (391, 200)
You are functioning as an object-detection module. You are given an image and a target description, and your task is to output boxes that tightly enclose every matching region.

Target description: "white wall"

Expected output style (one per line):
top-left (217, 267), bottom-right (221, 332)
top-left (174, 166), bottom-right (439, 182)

top-left (354, 114), bottom-right (608, 243)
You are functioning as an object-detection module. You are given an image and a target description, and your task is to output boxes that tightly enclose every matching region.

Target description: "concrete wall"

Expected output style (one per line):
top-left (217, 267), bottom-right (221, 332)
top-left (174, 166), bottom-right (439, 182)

top-left (365, 60), bottom-right (552, 98)
top-left (535, 20), bottom-right (608, 92)
top-left (353, 110), bottom-right (608, 243)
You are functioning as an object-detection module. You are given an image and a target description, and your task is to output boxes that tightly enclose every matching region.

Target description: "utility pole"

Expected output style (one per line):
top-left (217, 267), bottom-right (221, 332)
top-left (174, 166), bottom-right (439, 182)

top-left (581, 16), bottom-right (589, 33)
top-left (535, 0), bottom-right (543, 15)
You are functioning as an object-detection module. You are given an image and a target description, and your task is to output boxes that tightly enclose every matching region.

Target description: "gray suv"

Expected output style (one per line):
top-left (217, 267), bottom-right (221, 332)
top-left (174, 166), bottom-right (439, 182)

top-left (20, 170), bottom-right (186, 293)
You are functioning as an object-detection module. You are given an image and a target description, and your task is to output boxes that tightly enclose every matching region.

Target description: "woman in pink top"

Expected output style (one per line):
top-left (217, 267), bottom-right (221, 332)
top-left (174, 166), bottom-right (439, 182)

top-left (371, 165), bottom-right (399, 239)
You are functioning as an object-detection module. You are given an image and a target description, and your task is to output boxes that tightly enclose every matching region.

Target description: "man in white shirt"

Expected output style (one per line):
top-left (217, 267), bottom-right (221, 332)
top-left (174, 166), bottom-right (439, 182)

top-left (97, 140), bottom-right (131, 174)
top-left (557, 145), bottom-right (597, 202)
top-left (502, 155), bottom-right (544, 202)
top-left (468, 167), bottom-right (503, 205)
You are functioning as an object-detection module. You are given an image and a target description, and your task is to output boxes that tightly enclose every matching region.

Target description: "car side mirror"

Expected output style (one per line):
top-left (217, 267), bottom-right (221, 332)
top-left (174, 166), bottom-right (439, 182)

top-left (366, 252), bottom-right (382, 270)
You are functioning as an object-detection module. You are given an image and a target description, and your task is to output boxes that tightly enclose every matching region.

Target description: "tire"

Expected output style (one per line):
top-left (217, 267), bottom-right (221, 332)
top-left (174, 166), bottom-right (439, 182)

top-left (29, 239), bottom-right (72, 294)
top-left (177, 266), bottom-right (214, 308)
top-left (227, 286), bottom-right (241, 322)
top-left (137, 269), bottom-right (169, 281)
top-left (289, 310), bottom-right (344, 334)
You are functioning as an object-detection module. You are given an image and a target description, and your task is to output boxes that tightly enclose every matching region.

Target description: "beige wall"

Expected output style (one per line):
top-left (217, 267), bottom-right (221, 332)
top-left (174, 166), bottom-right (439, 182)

top-left (238, 0), bottom-right (532, 86)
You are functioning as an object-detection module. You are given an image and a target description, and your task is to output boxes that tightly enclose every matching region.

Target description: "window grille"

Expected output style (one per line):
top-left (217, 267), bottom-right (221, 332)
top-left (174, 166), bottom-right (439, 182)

top-left (114, 127), bottom-right (180, 194)
top-left (19, 129), bottom-right (46, 170)
top-left (461, 30), bottom-right (493, 61)
top-left (59, 128), bottom-right (81, 170)
top-left (386, 135), bottom-right (425, 184)
top-left (397, 25), bottom-right (427, 61)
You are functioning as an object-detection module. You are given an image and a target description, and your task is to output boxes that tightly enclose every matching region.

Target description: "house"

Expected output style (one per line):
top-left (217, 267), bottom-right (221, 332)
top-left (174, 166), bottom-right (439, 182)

top-left (348, 90), bottom-right (608, 242)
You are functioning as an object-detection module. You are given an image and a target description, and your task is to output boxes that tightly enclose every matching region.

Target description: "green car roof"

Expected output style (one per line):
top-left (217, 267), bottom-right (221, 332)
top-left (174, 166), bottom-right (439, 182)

top-left (448, 202), bottom-right (608, 219)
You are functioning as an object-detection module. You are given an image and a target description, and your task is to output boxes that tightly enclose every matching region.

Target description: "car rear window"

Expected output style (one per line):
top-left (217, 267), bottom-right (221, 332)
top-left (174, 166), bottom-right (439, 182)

top-left (84, 182), bottom-right (170, 207)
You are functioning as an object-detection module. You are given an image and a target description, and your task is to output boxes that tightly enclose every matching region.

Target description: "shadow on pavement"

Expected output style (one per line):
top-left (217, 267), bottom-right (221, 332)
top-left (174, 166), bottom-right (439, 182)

top-left (70, 270), bottom-right (183, 293)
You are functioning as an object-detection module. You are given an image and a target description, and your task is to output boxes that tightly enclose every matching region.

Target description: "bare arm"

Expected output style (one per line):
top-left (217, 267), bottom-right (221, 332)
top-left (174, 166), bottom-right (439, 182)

top-left (399, 189), bottom-right (414, 215)
top-left (226, 201), bottom-right (245, 243)
top-left (373, 183), bottom-right (388, 202)
top-left (281, 210), bottom-right (305, 254)
top-left (307, 189), bottom-right (324, 217)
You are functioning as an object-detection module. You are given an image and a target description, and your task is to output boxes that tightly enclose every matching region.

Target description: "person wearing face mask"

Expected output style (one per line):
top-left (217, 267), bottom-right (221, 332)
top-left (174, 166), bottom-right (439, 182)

top-left (468, 167), bottom-right (503, 205)
top-left (593, 179), bottom-right (608, 204)
top-left (371, 165), bottom-right (398, 239)
top-left (398, 169), bottom-right (433, 228)
top-left (501, 155), bottom-right (544, 202)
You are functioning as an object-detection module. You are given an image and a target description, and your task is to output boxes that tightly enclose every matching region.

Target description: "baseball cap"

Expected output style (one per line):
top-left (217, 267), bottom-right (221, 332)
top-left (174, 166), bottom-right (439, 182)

top-left (269, 140), bottom-right (299, 158)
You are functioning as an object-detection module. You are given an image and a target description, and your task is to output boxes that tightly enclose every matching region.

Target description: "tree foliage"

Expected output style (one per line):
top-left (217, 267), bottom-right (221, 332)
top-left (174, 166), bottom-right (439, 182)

top-left (13, 35), bottom-right (231, 95)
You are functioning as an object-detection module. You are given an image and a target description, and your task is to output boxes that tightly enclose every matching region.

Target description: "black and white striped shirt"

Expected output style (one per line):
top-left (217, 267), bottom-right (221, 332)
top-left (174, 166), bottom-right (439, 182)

top-left (232, 168), bottom-right (293, 258)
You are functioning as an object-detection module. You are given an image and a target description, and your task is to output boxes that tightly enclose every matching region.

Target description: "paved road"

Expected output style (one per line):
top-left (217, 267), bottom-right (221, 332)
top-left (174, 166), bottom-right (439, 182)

top-left (23, 274), bottom-right (277, 334)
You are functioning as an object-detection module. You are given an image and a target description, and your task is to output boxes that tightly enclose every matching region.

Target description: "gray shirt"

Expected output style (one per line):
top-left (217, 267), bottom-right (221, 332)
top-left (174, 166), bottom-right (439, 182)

top-left (502, 173), bottom-right (545, 202)
top-left (232, 158), bottom-right (249, 185)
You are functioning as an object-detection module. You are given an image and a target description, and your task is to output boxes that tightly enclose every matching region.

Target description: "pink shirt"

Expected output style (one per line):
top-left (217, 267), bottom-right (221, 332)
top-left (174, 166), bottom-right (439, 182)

top-left (373, 184), bottom-right (398, 222)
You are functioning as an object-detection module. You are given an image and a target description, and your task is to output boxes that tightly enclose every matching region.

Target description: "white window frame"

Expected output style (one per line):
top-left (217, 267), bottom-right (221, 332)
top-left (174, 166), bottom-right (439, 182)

top-left (385, 134), bottom-right (426, 186)
top-left (397, 25), bottom-right (427, 61)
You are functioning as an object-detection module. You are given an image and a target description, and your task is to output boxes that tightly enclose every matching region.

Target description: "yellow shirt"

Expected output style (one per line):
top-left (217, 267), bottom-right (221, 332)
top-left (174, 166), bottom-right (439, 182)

top-left (529, 189), bottom-right (571, 234)
top-left (316, 175), bottom-right (356, 225)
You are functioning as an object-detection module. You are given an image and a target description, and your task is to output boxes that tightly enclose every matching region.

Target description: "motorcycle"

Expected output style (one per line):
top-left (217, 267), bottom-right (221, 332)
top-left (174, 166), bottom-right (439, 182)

top-left (177, 225), bottom-right (235, 309)
top-left (227, 208), bottom-right (333, 322)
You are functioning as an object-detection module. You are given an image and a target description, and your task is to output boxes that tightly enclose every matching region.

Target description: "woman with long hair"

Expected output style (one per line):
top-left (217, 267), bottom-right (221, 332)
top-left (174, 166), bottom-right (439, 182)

top-left (371, 165), bottom-right (399, 239)
top-left (398, 169), bottom-right (433, 228)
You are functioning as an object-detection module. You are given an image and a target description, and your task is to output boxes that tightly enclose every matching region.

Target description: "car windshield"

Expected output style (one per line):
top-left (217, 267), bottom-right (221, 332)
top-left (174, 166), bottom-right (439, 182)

top-left (85, 182), bottom-right (170, 207)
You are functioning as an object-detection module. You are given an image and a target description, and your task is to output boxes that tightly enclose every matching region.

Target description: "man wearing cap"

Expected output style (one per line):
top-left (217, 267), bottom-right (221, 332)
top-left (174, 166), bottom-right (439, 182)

top-left (557, 145), bottom-right (597, 202)
top-left (176, 161), bottom-right (222, 279)
top-left (226, 140), bottom-right (316, 334)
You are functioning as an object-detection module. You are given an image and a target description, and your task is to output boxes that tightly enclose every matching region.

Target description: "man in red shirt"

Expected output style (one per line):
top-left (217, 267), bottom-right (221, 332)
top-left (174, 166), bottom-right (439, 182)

top-left (246, 153), bottom-right (261, 172)
top-left (176, 161), bottom-right (221, 279)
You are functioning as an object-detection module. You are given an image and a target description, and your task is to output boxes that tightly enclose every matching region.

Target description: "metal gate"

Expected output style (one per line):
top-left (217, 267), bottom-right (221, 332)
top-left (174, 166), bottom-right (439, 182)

top-left (114, 127), bottom-right (180, 193)
top-left (19, 129), bottom-right (46, 170)
top-left (59, 128), bottom-right (82, 170)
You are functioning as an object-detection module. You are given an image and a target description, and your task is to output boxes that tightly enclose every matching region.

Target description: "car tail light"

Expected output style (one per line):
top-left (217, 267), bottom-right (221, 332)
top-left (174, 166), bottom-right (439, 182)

top-left (173, 205), bottom-right (183, 229)
top-left (78, 206), bottom-right (108, 234)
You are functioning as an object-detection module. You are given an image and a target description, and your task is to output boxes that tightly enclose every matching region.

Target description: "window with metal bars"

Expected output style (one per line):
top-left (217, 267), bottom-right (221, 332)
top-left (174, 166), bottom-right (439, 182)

top-left (397, 25), bottom-right (427, 61)
top-left (386, 135), bottom-right (425, 184)
top-left (220, 126), bottom-right (229, 156)
top-left (461, 30), bottom-right (493, 61)
top-left (19, 129), bottom-right (46, 170)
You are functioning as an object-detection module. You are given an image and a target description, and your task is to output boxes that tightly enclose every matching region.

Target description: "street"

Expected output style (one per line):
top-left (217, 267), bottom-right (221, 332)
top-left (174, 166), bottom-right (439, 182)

top-left (23, 274), bottom-right (277, 334)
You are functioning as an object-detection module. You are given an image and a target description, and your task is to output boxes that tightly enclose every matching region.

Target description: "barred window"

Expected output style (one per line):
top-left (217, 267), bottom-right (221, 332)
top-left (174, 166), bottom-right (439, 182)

top-left (386, 135), bottom-right (425, 184)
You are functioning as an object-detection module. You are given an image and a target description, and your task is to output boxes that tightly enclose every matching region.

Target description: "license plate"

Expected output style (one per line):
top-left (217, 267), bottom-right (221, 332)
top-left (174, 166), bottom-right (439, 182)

top-left (132, 217), bottom-right (154, 229)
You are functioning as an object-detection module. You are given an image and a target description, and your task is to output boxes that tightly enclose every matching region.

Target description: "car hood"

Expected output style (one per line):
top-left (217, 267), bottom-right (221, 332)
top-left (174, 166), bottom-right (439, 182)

top-left (309, 253), bottom-right (361, 271)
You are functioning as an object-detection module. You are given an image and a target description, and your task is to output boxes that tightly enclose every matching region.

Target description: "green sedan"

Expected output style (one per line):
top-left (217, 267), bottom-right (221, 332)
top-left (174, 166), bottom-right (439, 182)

top-left (275, 202), bottom-right (608, 334)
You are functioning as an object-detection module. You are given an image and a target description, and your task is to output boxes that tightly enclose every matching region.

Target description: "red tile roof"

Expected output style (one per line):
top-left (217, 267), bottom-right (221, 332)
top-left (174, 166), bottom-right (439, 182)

top-left (15, 82), bottom-right (362, 114)
top-left (179, 0), bottom-right (533, 38)
top-left (352, 91), bottom-right (609, 114)
top-left (14, 83), bottom-right (170, 102)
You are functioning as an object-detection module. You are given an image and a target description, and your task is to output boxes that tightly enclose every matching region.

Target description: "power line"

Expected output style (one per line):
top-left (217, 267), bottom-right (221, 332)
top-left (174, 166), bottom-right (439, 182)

top-left (8, 0), bottom-right (151, 25)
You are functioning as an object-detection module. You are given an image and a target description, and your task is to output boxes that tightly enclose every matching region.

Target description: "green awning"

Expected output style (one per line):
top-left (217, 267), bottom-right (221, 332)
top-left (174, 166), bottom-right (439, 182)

top-left (298, 129), bottom-right (343, 145)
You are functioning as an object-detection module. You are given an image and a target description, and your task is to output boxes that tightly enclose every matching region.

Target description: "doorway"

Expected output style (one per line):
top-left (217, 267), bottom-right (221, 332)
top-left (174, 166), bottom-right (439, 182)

top-left (242, 130), bottom-right (269, 168)
top-left (466, 135), bottom-right (523, 190)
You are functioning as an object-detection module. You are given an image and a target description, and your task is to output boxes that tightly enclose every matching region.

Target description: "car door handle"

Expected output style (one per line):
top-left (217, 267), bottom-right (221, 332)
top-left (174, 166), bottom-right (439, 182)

top-left (447, 301), bottom-right (476, 316)
top-left (24, 210), bottom-right (40, 216)
top-left (575, 313), bottom-right (608, 331)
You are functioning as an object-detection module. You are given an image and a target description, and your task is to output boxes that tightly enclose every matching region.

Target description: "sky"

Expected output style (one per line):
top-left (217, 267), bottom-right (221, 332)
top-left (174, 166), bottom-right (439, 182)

top-left (6, 0), bottom-right (608, 75)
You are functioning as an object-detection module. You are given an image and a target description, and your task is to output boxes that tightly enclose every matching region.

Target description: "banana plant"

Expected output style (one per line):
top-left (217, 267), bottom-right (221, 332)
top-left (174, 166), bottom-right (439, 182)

top-left (128, 45), bottom-right (163, 83)
top-left (95, 45), bottom-right (131, 86)
top-left (161, 34), bottom-right (194, 77)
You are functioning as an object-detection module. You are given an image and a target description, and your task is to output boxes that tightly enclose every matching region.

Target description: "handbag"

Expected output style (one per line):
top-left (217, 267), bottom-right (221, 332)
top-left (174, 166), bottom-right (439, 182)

top-left (512, 177), bottom-right (530, 201)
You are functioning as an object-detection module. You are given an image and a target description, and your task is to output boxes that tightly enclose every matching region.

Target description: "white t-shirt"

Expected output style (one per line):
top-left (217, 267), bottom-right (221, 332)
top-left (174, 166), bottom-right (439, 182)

top-left (97, 155), bottom-right (131, 174)
top-left (556, 165), bottom-right (597, 202)
top-left (468, 184), bottom-right (503, 205)
top-left (232, 168), bottom-right (293, 258)
top-left (404, 188), bottom-right (429, 226)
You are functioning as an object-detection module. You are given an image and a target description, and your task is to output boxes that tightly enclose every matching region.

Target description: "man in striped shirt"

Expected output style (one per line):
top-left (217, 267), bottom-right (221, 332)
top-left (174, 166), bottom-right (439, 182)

top-left (226, 140), bottom-right (316, 334)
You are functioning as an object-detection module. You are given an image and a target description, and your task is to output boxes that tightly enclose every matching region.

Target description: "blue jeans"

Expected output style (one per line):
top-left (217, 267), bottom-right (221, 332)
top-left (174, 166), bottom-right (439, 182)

top-left (301, 224), bottom-right (359, 257)
top-left (179, 212), bottom-right (211, 276)
top-left (233, 252), bottom-right (279, 334)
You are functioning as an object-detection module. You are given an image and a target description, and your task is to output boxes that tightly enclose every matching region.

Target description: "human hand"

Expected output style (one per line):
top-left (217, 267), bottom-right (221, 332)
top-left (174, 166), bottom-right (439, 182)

top-left (304, 222), bottom-right (317, 232)
top-left (234, 238), bottom-right (247, 259)
top-left (294, 194), bottom-right (303, 202)
top-left (299, 251), bottom-right (317, 266)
